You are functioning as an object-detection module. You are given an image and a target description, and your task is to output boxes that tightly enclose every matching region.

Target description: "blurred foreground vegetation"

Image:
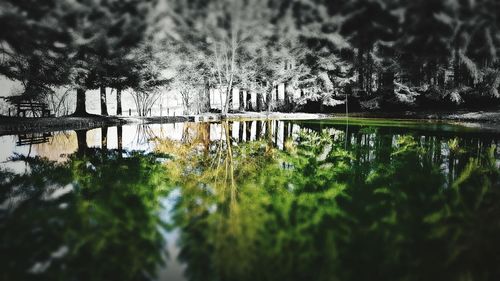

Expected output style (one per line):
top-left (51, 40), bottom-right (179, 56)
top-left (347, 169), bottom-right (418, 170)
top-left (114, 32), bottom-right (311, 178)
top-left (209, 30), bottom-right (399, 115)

top-left (0, 120), bottom-right (499, 280)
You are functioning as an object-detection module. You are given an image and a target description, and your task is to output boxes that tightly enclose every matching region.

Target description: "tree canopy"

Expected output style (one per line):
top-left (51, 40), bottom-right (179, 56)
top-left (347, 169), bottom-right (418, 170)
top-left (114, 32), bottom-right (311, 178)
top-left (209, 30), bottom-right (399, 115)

top-left (1, 0), bottom-right (499, 115)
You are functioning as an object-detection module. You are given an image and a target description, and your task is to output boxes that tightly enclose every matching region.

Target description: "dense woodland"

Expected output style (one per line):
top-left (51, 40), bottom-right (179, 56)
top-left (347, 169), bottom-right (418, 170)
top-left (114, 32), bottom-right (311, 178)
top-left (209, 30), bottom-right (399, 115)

top-left (1, 0), bottom-right (500, 116)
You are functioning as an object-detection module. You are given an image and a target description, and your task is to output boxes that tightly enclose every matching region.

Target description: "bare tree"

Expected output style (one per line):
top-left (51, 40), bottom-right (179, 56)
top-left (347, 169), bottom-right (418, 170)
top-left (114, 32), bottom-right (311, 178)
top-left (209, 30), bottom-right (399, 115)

top-left (165, 0), bottom-right (277, 114)
top-left (45, 87), bottom-right (73, 116)
top-left (129, 41), bottom-right (171, 117)
top-left (130, 90), bottom-right (162, 117)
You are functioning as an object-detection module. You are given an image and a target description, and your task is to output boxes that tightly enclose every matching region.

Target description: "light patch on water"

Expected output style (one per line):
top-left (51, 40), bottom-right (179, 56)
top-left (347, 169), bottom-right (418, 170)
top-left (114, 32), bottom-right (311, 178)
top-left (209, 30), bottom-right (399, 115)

top-left (157, 188), bottom-right (187, 281)
top-left (44, 184), bottom-right (74, 201)
top-left (28, 245), bottom-right (69, 274)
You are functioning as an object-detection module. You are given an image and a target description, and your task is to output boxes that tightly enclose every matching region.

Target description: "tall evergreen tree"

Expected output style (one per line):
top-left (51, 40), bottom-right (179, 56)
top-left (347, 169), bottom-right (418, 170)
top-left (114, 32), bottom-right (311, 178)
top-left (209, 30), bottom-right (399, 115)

top-left (396, 0), bottom-right (454, 87)
top-left (0, 0), bottom-right (71, 101)
top-left (63, 0), bottom-right (157, 116)
top-left (340, 0), bottom-right (398, 95)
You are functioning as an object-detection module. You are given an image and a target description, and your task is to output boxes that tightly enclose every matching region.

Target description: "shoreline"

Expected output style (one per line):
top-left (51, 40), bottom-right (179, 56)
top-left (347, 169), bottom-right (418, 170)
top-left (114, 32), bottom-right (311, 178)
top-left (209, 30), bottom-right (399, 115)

top-left (1, 110), bottom-right (499, 135)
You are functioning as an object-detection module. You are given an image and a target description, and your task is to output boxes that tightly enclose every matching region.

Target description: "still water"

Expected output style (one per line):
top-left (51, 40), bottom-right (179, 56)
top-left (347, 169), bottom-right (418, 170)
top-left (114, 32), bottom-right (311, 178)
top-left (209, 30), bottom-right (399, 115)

top-left (1, 119), bottom-right (499, 281)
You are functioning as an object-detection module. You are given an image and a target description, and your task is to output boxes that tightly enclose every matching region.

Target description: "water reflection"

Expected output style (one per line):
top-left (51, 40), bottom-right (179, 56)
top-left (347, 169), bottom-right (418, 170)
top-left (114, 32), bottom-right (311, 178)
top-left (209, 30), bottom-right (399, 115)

top-left (16, 133), bottom-right (52, 146)
top-left (158, 120), bottom-right (500, 281)
top-left (0, 120), bottom-right (499, 281)
top-left (0, 147), bottom-right (170, 280)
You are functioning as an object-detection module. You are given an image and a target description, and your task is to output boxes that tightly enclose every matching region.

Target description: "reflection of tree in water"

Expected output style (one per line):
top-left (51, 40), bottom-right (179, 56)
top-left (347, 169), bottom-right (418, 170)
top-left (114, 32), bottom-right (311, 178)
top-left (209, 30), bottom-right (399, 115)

top-left (156, 121), bottom-right (277, 280)
top-left (133, 124), bottom-right (158, 147)
top-left (181, 123), bottom-right (211, 150)
top-left (0, 140), bottom-right (171, 281)
top-left (160, 122), bottom-right (500, 281)
top-left (8, 123), bottom-right (496, 281)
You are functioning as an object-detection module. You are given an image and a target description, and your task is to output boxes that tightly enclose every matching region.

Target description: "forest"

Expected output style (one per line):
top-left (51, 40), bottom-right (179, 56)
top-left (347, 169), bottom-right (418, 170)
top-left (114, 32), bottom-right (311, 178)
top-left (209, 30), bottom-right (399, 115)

top-left (0, 0), bottom-right (499, 117)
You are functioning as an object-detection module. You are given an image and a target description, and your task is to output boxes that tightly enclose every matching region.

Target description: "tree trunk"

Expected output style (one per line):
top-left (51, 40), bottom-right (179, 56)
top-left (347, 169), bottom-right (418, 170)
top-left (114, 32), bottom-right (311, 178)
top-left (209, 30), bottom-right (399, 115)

top-left (265, 120), bottom-right (272, 145)
top-left (283, 121), bottom-right (289, 151)
top-left (73, 88), bottom-right (87, 116)
top-left (256, 120), bottom-right (262, 139)
top-left (202, 81), bottom-right (211, 112)
top-left (100, 86), bottom-right (108, 116)
top-left (117, 125), bottom-right (123, 155)
top-left (284, 82), bottom-right (289, 107)
top-left (227, 121), bottom-right (233, 139)
top-left (256, 92), bottom-right (264, 111)
top-left (227, 87), bottom-right (233, 113)
top-left (381, 71), bottom-right (395, 93)
top-left (273, 120), bottom-right (278, 148)
top-left (246, 91), bottom-right (252, 111)
top-left (116, 88), bottom-right (122, 115)
top-left (101, 126), bottom-right (108, 149)
top-left (266, 85), bottom-right (273, 112)
top-left (454, 45), bottom-right (460, 88)
top-left (357, 47), bottom-right (365, 91)
top-left (238, 121), bottom-right (244, 142)
top-left (239, 89), bottom-right (245, 111)
top-left (246, 121), bottom-right (252, 141)
top-left (201, 123), bottom-right (210, 155)
top-left (366, 52), bottom-right (373, 94)
top-left (437, 69), bottom-right (445, 88)
top-left (75, 129), bottom-right (88, 156)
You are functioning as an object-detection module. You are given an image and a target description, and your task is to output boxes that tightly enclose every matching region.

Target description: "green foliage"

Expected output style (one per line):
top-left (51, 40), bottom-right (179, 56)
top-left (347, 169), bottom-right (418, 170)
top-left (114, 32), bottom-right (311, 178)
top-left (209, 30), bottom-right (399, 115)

top-left (1, 121), bottom-right (499, 281)
top-left (163, 121), bottom-right (500, 281)
top-left (0, 150), bottom-right (171, 281)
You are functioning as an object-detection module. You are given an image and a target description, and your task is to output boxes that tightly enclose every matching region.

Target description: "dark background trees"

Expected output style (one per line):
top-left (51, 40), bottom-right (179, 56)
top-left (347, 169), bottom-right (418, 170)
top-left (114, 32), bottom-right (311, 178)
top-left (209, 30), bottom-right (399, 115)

top-left (0, 0), bottom-right (72, 102)
top-left (0, 0), bottom-right (163, 116)
top-left (67, 0), bottom-right (159, 116)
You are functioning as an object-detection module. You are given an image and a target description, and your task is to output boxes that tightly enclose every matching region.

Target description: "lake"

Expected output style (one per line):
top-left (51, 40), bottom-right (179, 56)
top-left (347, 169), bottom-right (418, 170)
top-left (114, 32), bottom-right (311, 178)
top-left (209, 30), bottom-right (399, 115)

top-left (1, 119), bottom-right (499, 281)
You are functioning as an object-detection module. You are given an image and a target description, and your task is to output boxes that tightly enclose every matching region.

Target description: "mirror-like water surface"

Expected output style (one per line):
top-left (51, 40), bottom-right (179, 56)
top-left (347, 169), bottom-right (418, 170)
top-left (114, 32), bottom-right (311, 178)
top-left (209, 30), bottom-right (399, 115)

top-left (1, 119), bottom-right (499, 281)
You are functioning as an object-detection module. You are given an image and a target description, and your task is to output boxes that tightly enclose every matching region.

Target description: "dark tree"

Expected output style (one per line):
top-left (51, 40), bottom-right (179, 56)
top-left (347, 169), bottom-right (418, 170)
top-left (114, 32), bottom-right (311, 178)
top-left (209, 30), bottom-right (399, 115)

top-left (340, 0), bottom-right (398, 95)
top-left (396, 0), bottom-right (454, 87)
top-left (0, 0), bottom-right (71, 101)
top-left (64, 0), bottom-right (157, 116)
